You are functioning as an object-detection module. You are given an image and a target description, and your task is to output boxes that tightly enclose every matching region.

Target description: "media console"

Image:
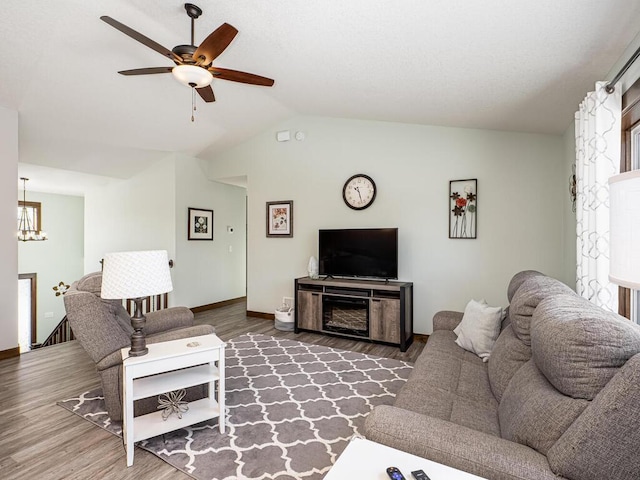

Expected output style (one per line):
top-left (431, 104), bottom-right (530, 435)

top-left (294, 276), bottom-right (413, 351)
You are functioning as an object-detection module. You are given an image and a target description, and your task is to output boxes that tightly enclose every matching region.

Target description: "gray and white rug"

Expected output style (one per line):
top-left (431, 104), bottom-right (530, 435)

top-left (58, 333), bottom-right (412, 480)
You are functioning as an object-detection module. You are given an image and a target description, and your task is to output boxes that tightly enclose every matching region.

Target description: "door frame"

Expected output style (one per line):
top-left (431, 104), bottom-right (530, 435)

top-left (18, 272), bottom-right (37, 346)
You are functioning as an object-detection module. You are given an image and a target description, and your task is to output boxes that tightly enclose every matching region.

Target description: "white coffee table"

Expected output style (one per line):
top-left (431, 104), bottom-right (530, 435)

top-left (324, 437), bottom-right (486, 480)
top-left (121, 333), bottom-right (225, 466)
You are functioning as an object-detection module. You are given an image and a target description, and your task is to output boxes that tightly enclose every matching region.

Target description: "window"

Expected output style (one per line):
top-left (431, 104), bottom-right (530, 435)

top-left (621, 78), bottom-right (640, 322)
top-left (17, 201), bottom-right (42, 232)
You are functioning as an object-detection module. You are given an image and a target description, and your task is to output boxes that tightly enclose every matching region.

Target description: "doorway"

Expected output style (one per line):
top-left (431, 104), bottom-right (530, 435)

top-left (18, 273), bottom-right (37, 352)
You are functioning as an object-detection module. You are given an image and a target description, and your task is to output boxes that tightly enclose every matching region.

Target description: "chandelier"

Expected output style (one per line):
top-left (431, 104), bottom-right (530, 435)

top-left (18, 177), bottom-right (48, 242)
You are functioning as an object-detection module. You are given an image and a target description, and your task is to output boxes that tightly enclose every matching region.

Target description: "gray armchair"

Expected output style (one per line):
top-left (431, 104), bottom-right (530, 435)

top-left (64, 271), bottom-right (215, 422)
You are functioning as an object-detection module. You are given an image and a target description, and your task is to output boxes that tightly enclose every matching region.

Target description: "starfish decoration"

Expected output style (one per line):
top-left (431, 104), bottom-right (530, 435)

top-left (157, 389), bottom-right (189, 420)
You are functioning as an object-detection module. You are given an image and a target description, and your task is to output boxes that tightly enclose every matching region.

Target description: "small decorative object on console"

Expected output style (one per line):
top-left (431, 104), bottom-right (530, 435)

top-left (158, 389), bottom-right (189, 420)
top-left (307, 256), bottom-right (319, 279)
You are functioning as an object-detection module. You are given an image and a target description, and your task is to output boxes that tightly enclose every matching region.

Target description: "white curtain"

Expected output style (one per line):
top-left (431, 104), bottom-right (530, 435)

top-left (575, 81), bottom-right (621, 311)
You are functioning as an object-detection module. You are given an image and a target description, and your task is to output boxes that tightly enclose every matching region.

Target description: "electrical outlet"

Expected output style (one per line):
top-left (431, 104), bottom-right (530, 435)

top-left (44, 312), bottom-right (54, 318)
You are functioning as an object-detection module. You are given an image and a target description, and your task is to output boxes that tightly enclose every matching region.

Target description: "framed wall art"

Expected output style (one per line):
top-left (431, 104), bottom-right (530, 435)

top-left (266, 200), bottom-right (293, 238)
top-left (188, 207), bottom-right (214, 241)
top-left (449, 179), bottom-right (477, 239)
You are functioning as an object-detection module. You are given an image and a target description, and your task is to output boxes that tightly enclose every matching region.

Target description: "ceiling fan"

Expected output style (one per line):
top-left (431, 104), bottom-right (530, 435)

top-left (101, 3), bottom-right (274, 106)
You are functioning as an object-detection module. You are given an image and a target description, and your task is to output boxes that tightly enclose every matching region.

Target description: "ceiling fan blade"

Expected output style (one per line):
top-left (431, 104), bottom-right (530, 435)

top-left (100, 16), bottom-right (182, 63)
top-left (196, 85), bottom-right (216, 103)
top-left (118, 67), bottom-right (173, 76)
top-left (210, 67), bottom-right (275, 87)
top-left (193, 23), bottom-right (238, 66)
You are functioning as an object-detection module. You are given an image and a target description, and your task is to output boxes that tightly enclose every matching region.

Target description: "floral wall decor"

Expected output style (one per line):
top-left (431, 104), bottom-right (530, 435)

top-left (449, 179), bottom-right (477, 239)
top-left (52, 281), bottom-right (70, 296)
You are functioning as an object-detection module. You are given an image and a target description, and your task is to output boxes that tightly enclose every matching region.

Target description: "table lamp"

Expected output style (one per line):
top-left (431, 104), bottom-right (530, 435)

top-left (101, 250), bottom-right (173, 356)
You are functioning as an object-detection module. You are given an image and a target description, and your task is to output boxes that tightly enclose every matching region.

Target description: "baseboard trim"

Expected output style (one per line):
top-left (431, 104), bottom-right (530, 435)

top-left (247, 311), bottom-right (275, 321)
top-left (414, 333), bottom-right (429, 343)
top-left (0, 346), bottom-right (20, 360)
top-left (191, 296), bottom-right (246, 313)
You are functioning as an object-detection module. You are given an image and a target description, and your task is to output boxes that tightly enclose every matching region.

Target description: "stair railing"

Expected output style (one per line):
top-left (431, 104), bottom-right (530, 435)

top-left (38, 293), bottom-right (169, 348)
top-left (39, 315), bottom-right (75, 348)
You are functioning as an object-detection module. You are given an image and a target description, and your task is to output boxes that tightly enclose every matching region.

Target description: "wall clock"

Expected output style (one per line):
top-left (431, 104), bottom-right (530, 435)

top-left (342, 174), bottom-right (377, 210)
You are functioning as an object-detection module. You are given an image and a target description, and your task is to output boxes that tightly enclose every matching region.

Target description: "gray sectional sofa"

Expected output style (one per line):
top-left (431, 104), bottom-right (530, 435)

top-left (364, 271), bottom-right (640, 480)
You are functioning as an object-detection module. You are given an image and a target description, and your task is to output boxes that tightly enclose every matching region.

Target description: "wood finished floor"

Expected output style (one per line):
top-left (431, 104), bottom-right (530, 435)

top-left (0, 301), bottom-right (425, 480)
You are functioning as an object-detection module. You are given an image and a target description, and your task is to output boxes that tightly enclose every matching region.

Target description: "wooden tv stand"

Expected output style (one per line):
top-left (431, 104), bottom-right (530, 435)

top-left (294, 277), bottom-right (413, 351)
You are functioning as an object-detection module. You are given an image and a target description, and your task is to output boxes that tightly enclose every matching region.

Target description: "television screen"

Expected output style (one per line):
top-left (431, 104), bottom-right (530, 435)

top-left (318, 228), bottom-right (398, 279)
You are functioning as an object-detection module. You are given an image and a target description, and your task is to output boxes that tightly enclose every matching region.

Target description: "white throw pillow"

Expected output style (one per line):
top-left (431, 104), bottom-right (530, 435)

top-left (454, 299), bottom-right (505, 362)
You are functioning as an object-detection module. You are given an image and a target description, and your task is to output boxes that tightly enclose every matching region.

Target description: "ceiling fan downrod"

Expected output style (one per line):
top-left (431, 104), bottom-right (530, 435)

top-left (184, 3), bottom-right (202, 46)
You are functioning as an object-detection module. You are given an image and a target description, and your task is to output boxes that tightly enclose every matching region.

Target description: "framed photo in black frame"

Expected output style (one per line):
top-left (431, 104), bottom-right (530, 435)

top-left (188, 207), bottom-right (214, 240)
top-left (266, 200), bottom-right (293, 238)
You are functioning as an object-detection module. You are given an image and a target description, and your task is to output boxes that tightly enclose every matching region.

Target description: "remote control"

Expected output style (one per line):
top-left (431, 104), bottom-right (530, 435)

top-left (386, 466), bottom-right (406, 480)
top-left (411, 470), bottom-right (431, 480)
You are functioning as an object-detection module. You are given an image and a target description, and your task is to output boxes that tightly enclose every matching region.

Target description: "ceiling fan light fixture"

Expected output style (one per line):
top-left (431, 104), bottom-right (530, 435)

top-left (172, 65), bottom-right (213, 88)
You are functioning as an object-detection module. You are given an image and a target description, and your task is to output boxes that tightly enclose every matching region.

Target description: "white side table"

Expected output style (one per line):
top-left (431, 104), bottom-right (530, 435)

top-left (121, 333), bottom-right (225, 466)
top-left (324, 437), bottom-right (487, 480)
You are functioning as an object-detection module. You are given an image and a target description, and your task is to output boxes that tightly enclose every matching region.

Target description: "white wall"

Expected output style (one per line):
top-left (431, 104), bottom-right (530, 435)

top-left (84, 156), bottom-right (177, 273)
top-left (83, 154), bottom-right (246, 309)
top-left (0, 106), bottom-right (18, 353)
top-left (206, 115), bottom-right (569, 333)
top-left (173, 155), bottom-right (246, 307)
top-left (18, 191), bottom-right (84, 342)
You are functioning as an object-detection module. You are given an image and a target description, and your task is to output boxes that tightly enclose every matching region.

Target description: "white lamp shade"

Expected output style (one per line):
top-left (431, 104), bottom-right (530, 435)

top-left (101, 250), bottom-right (173, 300)
top-left (171, 65), bottom-right (213, 88)
top-left (609, 170), bottom-right (640, 289)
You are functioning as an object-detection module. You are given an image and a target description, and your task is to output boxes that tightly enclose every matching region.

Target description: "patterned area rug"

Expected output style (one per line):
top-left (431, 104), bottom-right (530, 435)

top-left (58, 333), bottom-right (412, 479)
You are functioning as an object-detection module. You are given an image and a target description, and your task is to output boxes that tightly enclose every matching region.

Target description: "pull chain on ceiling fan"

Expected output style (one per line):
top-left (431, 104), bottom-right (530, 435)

top-left (101, 3), bottom-right (274, 121)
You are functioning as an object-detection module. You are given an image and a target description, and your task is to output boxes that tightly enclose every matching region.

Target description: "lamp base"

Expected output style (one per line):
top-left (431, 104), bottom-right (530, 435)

top-left (129, 297), bottom-right (149, 357)
top-left (129, 331), bottom-right (149, 357)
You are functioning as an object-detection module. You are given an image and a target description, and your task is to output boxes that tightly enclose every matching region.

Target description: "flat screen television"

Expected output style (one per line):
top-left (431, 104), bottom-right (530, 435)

top-left (318, 228), bottom-right (398, 279)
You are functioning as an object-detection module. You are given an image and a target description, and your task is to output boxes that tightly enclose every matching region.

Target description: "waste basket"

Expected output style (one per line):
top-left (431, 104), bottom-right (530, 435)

top-left (275, 297), bottom-right (294, 331)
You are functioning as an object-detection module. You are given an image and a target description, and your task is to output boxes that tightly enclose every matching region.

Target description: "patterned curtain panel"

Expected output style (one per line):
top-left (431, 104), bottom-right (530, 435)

top-left (575, 81), bottom-right (621, 311)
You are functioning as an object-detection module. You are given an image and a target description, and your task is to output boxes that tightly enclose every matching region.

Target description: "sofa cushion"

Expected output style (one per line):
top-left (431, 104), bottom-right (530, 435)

top-left (547, 354), bottom-right (640, 480)
top-left (487, 324), bottom-right (531, 402)
top-left (532, 294), bottom-right (640, 400)
top-left (509, 276), bottom-right (575, 346)
top-left (103, 300), bottom-right (134, 335)
top-left (76, 271), bottom-right (103, 295)
top-left (506, 270), bottom-right (545, 303)
top-left (454, 299), bottom-right (505, 362)
top-left (499, 360), bottom-right (589, 455)
top-left (432, 310), bottom-right (464, 331)
top-left (64, 289), bottom-right (132, 363)
top-left (420, 329), bottom-right (486, 365)
top-left (394, 330), bottom-right (500, 436)
top-left (75, 271), bottom-right (134, 335)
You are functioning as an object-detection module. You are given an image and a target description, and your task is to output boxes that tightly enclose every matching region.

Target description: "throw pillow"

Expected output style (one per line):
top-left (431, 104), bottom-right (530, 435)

top-left (455, 299), bottom-right (505, 362)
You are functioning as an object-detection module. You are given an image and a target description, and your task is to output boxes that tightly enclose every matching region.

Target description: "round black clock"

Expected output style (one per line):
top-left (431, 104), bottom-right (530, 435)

top-left (342, 174), bottom-right (377, 210)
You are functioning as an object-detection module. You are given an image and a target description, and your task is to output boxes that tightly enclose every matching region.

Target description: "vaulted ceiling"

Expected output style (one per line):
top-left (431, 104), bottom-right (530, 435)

top-left (3, 1), bottom-right (640, 191)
